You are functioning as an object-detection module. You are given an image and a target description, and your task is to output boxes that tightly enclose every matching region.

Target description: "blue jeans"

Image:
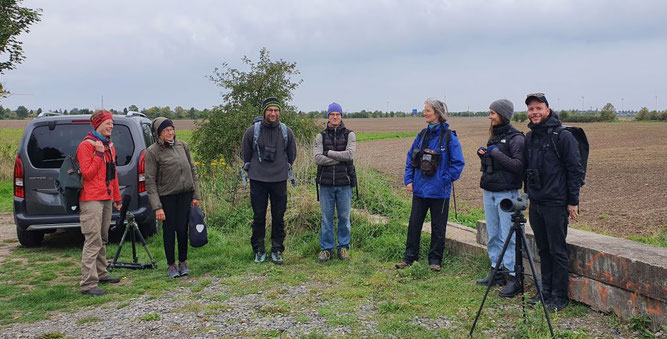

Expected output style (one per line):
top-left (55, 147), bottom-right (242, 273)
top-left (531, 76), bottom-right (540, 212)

top-left (319, 185), bottom-right (353, 251)
top-left (483, 189), bottom-right (519, 274)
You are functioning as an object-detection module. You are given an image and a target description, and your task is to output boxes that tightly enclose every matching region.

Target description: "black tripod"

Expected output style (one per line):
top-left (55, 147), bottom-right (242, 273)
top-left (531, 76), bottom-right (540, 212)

top-left (469, 197), bottom-right (554, 337)
top-left (107, 196), bottom-right (157, 271)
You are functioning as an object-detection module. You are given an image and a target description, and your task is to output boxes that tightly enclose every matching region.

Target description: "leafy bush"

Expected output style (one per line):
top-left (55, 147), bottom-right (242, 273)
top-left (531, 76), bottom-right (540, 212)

top-left (193, 48), bottom-right (318, 165)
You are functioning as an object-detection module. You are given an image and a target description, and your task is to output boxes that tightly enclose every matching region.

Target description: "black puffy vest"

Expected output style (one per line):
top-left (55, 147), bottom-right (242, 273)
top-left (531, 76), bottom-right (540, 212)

top-left (316, 127), bottom-right (357, 187)
top-left (479, 125), bottom-right (524, 192)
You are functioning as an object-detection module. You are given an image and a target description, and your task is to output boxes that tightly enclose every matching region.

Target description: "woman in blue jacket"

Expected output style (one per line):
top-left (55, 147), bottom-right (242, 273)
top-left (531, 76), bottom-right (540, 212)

top-left (396, 98), bottom-right (465, 271)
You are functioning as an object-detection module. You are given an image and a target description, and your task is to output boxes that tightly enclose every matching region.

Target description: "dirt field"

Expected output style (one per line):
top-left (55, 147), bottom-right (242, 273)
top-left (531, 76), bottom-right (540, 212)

top-left (347, 117), bottom-right (667, 239)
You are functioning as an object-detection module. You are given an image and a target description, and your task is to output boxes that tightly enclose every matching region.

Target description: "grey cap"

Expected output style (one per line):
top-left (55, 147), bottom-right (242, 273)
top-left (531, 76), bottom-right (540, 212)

top-left (489, 99), bottom-right (514, 122)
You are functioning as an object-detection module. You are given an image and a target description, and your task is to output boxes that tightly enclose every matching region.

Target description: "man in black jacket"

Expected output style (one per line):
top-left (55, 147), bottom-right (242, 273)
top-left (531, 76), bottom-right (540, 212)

top-left (524, 93), bottom-right (585, 311)
top-left (242, 97), bottom-right (297, 265)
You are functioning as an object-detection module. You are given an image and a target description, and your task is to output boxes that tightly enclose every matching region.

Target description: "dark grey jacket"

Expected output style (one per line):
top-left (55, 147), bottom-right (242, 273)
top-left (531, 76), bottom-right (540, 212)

top-left (242, 120), bottom-right (297, 183)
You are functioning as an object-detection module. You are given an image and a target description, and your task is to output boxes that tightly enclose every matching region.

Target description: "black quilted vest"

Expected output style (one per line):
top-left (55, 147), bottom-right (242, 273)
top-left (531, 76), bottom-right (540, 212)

top-left (316, 126), bottom-right (357, 187)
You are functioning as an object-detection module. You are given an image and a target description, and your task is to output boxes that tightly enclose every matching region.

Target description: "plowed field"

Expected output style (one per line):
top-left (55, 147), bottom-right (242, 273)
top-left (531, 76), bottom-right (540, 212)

top-left (347, 117), bottom-right (667, 238)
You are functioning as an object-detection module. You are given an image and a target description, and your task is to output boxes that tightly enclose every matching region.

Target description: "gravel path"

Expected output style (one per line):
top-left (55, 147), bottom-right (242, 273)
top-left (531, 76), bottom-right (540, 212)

top-left (0, 276), bottom-right (381, 338)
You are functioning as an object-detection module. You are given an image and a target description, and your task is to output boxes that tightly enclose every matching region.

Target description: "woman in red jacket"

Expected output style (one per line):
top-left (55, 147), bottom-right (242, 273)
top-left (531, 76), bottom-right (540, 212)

top-left (76, 110), bottom-right (122, 296)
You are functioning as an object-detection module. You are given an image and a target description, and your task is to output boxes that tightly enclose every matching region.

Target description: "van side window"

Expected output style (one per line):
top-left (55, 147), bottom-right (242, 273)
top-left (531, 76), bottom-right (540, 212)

top-left (27, 124), bottom-right (135, 168)
top-left (142, 123), bottom-right (154, 148)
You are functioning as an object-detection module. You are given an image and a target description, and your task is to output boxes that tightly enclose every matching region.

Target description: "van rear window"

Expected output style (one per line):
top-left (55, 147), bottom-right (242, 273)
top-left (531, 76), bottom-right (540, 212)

top-left (27, 124), bottom-right (134, 168)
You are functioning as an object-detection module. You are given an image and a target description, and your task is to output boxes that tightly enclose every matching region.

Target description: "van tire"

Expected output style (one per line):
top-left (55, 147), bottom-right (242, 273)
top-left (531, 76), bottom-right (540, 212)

top-left (139, 218), bottom-right (158, 238)
top-left (16, 227), bottom-right (45, 247)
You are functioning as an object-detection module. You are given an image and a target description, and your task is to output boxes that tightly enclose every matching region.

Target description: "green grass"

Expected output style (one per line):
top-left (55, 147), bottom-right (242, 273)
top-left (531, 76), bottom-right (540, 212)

top-left (0, 180), bottom-right (12, 213)
top-left (355, 131), bottom-right (415, 142)
top-left (628, 225), bottom-right (667, 248)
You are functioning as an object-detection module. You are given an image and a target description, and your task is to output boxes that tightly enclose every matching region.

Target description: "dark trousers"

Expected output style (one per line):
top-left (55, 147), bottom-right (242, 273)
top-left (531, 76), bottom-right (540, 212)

top-left (529, 202), bottom-right (570, 299)
top-left (160, 191), bottom-right (193, 265)
top-left (250, 179), bottom-right (287, 254)
top-left (404, 196), bottom-right (450, 265)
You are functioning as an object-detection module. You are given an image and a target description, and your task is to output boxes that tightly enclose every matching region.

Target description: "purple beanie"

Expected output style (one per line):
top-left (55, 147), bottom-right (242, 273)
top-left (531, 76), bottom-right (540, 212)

top-left (327, 102), bottom-right (343, 117)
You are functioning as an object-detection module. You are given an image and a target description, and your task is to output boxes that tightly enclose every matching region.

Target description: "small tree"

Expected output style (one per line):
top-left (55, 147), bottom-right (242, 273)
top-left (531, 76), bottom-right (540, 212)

top-left (15, 105), bottom-right (28, 119)
top-left (600, 103), bottom-right (616, 121)
top-left (193, 48), bottom-right (317, 164)
top-left (636, 107), bottom-right (649, 121)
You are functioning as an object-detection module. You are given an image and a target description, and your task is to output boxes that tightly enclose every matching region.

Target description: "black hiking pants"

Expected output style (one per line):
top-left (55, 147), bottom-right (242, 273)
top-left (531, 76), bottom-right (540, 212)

top-left (529, 202), bottom-right (570, 300)
top-left (250, 179), bottom-right (287, 254)
top-left (404, 196), bottom-right (450, 266)
top-left (160, 191), bottom-right (193, 265)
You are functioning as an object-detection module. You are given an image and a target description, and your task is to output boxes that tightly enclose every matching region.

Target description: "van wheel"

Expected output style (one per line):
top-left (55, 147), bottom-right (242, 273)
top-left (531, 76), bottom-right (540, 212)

top-left (139, 218), bottom-right (158, 238)
top-left (16, 227), bottom-right (45, 247)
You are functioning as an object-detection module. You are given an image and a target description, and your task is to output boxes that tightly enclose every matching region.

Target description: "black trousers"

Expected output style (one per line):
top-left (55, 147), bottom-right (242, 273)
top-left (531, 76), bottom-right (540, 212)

top-left (404, 196), bottom-right (450, 265)
top-left (160, 191), bottom-right (193, 265)
top-left (529, 202), bottom-right (570, 299)
top-left (250, 179), bottom-right (287, 254)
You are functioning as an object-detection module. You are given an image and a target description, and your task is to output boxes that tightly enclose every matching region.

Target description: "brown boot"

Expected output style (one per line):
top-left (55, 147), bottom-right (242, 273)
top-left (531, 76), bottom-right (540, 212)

top-left (395, 261), bottom-right (411, 269)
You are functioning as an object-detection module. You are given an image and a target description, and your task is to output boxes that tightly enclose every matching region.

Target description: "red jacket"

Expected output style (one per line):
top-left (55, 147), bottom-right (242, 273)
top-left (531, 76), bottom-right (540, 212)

top-left (76, 139), bottom-right (121, 203)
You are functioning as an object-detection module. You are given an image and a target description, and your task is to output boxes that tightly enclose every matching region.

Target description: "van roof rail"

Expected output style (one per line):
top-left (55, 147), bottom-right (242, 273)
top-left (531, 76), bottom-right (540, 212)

top-left (126, 111), bottom-right (147, 118)
top-left (37, 112), bottom-right (63, 118)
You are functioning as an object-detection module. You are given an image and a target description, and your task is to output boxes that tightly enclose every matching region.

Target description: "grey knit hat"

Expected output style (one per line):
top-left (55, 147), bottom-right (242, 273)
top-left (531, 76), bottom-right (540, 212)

top-left (489, 99), bottom-right (514, 122)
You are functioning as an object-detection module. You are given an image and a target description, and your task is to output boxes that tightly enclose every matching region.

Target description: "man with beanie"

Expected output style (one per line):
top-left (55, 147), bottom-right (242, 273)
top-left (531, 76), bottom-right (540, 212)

top-left (242, 97), bottom-right (297, 264)
top-left (476, 99), bottom-right (525, 298)
top-left (524, 93), bottom-right (584, 311)
top-left (313, 102), bottom-right (357, 262)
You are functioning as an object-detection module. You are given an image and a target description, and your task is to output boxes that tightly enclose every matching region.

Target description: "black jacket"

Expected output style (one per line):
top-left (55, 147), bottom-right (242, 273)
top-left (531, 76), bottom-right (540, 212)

top-left (479, 124), bottom-right (525, 192)
top-left (526, 112), bottom-right (584, 206)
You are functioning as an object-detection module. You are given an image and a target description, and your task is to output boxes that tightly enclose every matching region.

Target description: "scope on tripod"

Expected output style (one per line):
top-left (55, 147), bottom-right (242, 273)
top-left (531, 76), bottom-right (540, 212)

top-left (500, 193), bottom-right (529, 213)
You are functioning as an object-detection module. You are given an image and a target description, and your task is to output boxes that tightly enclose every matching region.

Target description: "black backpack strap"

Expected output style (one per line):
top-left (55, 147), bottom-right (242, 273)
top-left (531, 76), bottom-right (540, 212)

top-left (549, 126), bottom-right (566, 162)
top-left (417, 128), bottom-right (428, 150)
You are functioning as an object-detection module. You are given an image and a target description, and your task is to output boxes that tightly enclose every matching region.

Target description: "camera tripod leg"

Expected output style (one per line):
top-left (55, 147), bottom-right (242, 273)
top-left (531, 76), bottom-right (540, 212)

top-left (470, 225), bottom-right (516, 337)
top-left (519, 228), bottom-right (554, 336)
top-left (133, 226), bottom-right (157, 268)
top-left (131, 225), bottom-right (138, 263)
top-left (109, 223), bottom-right (132, 271)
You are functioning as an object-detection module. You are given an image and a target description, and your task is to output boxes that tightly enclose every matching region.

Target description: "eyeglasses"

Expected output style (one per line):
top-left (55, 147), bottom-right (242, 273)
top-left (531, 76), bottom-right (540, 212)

top-left (329, 112), bottom-right (342, 117)
top-left (266, 108), bottom-right (280, 113)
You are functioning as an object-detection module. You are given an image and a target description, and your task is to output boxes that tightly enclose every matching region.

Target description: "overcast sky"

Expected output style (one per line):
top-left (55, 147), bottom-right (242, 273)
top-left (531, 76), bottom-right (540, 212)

top-left (1, 0), bottom-right (666, 113)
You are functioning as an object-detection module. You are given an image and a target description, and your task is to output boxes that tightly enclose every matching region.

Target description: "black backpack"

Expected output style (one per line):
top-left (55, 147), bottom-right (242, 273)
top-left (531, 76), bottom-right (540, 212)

top-left (542, 126), bottom-right (589, 185)
top-left (55, 155), bottom-right (83, 214)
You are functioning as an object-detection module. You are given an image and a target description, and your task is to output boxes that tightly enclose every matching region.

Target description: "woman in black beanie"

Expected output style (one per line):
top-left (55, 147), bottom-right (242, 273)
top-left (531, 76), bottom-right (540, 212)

top-left (145, 117), bottom-right (201, 278)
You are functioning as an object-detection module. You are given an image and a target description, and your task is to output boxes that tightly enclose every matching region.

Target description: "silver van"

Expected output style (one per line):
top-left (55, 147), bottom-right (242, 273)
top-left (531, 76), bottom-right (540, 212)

top-left (13, 112), bottom-right (157, 246)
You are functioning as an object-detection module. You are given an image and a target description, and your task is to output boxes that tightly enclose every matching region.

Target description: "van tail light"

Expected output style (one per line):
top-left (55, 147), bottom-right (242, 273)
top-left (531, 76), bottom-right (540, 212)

top-left (14, 155), bottom-right (25, 198)
top-left (137, 150), bottom-right (146, 193)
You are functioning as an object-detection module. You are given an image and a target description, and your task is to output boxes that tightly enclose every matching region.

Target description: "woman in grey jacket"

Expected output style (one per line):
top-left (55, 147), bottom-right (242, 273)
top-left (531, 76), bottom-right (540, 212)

top-left (145, 117), bottom-right (201, 278)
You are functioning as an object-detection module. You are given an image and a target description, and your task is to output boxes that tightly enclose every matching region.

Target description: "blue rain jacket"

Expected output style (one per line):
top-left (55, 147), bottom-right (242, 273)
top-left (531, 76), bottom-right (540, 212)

top-left (404, 122), bottom-right (465, 199)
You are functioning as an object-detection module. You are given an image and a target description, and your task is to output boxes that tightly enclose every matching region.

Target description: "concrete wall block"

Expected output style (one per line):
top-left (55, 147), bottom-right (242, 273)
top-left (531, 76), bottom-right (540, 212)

top-left (570, 275), bottom-right (666, 330)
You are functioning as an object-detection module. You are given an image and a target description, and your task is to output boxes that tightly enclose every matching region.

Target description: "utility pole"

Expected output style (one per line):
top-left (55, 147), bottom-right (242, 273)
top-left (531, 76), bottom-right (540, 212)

top-left (581, 96), bottom-right (585, 112)
top-left (621, 98), bottom-right (624, 112)
top-left (101, 95), bottom-right (104, 109)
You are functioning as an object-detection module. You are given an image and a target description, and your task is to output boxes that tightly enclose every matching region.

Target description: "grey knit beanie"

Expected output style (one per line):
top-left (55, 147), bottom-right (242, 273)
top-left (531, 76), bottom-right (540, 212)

top-left (489, 99), bottom-right (514, 122)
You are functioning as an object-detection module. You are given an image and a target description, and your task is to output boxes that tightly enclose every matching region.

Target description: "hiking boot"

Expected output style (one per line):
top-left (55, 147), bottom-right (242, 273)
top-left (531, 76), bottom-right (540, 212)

top-left (168, 265), bottom-right (180, 278)
top-left (81, 287), bottom-right (105, 296)
top-left (99, 275), bottom-right (121, 284)
top-left (395, 261), bottom-right (411, 269)
top-left (429, 264), bottom-right (441, 272)
top-left (254, 252), bottom-right (266, 263)
top-left (318, 250), bottom-right (332, 262)
top-left (337, 248), bottom-right (350, 260)
top-left (178, 261), bottom-right (189, 276)
top-left (476, 267), bottom-right (506, 286)
top-left (499, 275), bottom-right (522, 298)
top-left (547, 297), bottom-right (569, 312)
top-left (271, 251), bottom-right (284, 265)
top-left (528, 293), bottom-right (551, 306)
